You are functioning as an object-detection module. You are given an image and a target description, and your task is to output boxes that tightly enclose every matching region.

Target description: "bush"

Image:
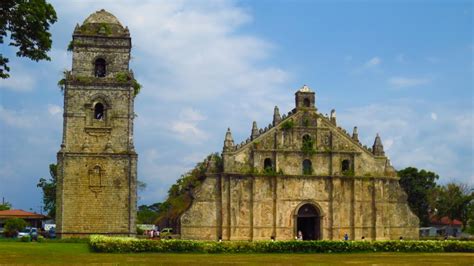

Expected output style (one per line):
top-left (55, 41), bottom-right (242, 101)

top-left (4, 218), bottom-right (27, 238)
top-left (19, 235), bottom-right (31, 242)
top-left (37, 236), bottom-right (45, 243)
top-left (43, 237), bottom-right (89, 243)
top-left (89, 236), bottom-right (474, 254)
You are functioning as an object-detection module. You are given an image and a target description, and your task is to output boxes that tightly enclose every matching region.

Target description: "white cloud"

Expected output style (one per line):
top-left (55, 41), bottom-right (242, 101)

top-left (0, 105), bottom-right (36, 128)
top-left (52, 0), bottom-right (290, 103)
top-left (338, 102), bottom-right (473, 185)
top-left (388, 77), bottom-right (431, 88)
top-left (170, 108), bottom-right (208, 143)
top-left (365, 57), bottom-right (381, 68)
top-left (0, 64), bottom-right (36, 92)
top-left (47, 104), bottom-right (62, 116)
top-left (431, 112), bottom-right (438, 121)
top-left (351, 56), bottom-right (382, 74)
top-left (179, 107), bottom-right (206, 122)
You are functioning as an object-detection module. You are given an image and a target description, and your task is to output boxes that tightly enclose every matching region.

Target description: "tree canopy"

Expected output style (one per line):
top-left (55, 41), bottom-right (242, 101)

top-left (0, 201), bottom-right (12, 211)
top-left (154, 153), bottom-right (222, 229)
top-left (36, 163), bottom-right (57, 218)
top-left (398, 167), bottom-right (439, 226)
top-left (0, 0), bottom-right (57, 78)
top-left (4, 218), bottom-right (27, 237)
top-left (431, 183), bottom-right (473, 229)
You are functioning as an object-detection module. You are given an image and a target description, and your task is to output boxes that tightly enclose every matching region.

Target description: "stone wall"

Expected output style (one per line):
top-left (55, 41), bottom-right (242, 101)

top-left (181, 87), bottom-right (418, 241)
top-left (56, 154), bottom-right (137, 237)
top-left (181, 174), bottom-right (419, 241)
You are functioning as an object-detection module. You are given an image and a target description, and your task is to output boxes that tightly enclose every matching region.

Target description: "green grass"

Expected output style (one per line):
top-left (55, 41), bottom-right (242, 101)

top-left (0, 242), bottom-right (473, 265)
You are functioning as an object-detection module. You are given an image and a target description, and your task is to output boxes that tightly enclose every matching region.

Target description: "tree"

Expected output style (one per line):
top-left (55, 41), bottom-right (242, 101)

top-left (37, 163), bottom-right (57, 218)
top-left (4, 218), bottom-right (27, 237)
top-left (154, 153), bottom-right (221, 229)
top-left (0, 0), bottom-right (57, 78)
top-left (398, 167), bottom-right (439, 226)
top-left (137, 203), bottom-right (162, 224)
top-left (466, 201), bottom-right (474, 234)
top-left (432, 183), bottom-right (473, 230)
top-left (0, 201), bottom-right (12, 211)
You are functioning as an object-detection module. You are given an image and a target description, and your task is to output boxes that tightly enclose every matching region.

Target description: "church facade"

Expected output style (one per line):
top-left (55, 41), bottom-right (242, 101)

top-left (56, 10), bottom-right (138, 238)
top-left (181, 86), bottom-right (419, 240)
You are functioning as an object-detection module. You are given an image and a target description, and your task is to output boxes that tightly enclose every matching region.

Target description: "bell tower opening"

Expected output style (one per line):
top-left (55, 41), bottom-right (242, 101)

top-left (303, 98), bottom-right (310, 107)
top-left (296, 203), bottom-right (321, 240)
top-left (94, 103), bottom-right (104, 120)
top-left (95, 58), bottom-right (106, 77)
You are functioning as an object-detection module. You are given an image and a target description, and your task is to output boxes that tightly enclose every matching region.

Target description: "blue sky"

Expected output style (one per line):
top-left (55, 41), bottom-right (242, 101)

top-left (0, 0), bottom-right (472, 213)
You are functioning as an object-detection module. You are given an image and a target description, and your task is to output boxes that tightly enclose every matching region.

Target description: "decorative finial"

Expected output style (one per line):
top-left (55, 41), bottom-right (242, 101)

top-left (273, 106), bottom-right (281, 126)
top-left (372, 133), bottom-right (385, 156)
top-left (330, 109), bottom-right (336, 125)
top-left (251, 121), bottom-right (259, 140)
top-left (104, 140), bottom-right (114, 153)
top-left (352, 126), bottom-right (359, 142)
top-left (223, 128), bottom-right (234, 152)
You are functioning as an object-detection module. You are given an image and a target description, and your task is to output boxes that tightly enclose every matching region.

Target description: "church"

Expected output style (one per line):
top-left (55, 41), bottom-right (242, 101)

top-left (180, 86), bottom-right (419, 240)
top-left (55, 10), bottom-right (418, 240)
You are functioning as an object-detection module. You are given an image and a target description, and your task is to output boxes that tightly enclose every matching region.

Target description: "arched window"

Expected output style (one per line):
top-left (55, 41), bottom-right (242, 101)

top-left (302, 159), bottom-right (312, 175)
top-left (95, 58), bottom-right (106, 77)
top-left (341, 160), bottom-right (351, 172)
top-left (303, 98), bottom-right (310, 107)
top-left (94, 103), bottom-right (104, 120)
top-left (264, 158), bottom-right (273, 172)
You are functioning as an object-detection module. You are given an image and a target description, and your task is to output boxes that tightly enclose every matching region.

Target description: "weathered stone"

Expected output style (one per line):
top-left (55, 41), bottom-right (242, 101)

top-left (56, 10), bottom-right (137, 238)
top-left (181, 85), bottom-right (419, 241)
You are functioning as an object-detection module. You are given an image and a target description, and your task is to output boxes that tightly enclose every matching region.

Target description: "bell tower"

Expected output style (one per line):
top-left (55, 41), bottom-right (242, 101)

top-left (56, 9), bottom-right (138, 238)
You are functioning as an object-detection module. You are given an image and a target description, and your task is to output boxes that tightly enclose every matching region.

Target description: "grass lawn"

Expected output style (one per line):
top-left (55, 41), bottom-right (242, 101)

top-left (0, 242), bottom-right (473, 265)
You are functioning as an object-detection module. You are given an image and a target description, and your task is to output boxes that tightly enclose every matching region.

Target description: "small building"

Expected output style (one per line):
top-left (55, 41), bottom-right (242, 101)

top-left (430, 216), bottom-right (462, 237)
top-left (0, 210), bottom-right (48, 229)
top-left (419, 227), bottom-right (437, 237)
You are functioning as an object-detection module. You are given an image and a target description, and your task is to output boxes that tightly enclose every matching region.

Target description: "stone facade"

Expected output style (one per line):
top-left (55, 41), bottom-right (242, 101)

top-left (181, 86), bottom-right (419, 241)
top-left (56, 10), bottom-right (137, 238)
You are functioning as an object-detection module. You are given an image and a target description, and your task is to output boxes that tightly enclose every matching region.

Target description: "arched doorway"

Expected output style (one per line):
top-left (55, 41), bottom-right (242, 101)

top-left (296, 203), bottom-right (320, 240)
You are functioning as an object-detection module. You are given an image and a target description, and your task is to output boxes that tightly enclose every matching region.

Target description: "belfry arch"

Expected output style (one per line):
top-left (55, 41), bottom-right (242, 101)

top-left (294, 202), bottom-right (322, 240)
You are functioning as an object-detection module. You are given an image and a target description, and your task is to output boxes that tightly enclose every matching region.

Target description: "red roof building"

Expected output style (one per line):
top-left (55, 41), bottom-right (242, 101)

top-left (430, 216), bottom-right (462, 226)
top-left (0, 210), bottom-right (48, 229)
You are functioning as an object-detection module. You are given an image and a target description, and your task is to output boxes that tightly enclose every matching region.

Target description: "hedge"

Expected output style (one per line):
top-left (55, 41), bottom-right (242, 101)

top-left (89, 235), bottom-right (474, 253)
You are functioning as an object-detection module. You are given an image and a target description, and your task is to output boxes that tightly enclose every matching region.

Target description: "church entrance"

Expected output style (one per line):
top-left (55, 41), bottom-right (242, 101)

top-left (296, 203), bottom-right (320, 240)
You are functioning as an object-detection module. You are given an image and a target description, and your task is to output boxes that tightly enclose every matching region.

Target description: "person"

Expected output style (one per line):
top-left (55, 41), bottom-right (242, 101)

top-left (344, 233), bottom-right (348, 241)
top-left (297, 230), bottom-right (303, 241)
top-left (361, 236), bottom-right (365, 241)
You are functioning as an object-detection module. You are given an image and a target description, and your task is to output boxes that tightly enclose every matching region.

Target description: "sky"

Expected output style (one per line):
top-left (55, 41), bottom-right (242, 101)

top-left (0, 0), bottom-right (472, 213)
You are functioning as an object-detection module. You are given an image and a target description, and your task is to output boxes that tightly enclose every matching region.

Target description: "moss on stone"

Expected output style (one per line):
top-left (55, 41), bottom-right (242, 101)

top-left (280, 120), bottom-right (294, 131)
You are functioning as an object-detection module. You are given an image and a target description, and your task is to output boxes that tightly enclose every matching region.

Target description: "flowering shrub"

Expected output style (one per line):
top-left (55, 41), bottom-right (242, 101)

top-left (89, 236), bottom-right (474, 254)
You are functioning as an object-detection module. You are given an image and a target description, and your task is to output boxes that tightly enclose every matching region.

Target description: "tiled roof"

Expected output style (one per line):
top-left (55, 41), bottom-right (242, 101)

top-left (430, 216), bottom-right (462, 226)
top-left (0, 209), bottom-right (47, 219)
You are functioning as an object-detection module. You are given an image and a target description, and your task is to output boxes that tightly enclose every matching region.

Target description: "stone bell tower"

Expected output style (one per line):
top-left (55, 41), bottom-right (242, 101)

top-left (56, 9), bottom-right (137, 238)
